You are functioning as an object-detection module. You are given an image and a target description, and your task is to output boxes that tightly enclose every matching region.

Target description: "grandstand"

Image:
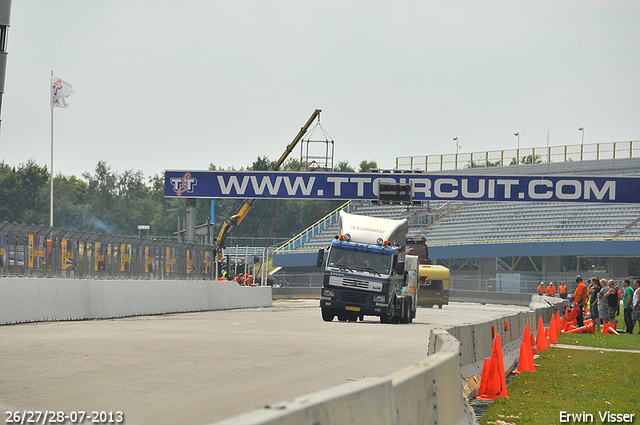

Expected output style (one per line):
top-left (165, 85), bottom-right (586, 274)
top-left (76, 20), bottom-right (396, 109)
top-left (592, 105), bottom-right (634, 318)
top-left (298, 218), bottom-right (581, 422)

top-left (272, 155), bottom-right (640, 292)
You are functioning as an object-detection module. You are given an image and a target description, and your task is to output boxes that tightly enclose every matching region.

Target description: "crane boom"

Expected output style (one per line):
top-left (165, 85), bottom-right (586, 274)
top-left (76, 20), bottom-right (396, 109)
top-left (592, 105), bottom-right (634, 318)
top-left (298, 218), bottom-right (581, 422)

top-left (214, 109), bottom-right (322, 259)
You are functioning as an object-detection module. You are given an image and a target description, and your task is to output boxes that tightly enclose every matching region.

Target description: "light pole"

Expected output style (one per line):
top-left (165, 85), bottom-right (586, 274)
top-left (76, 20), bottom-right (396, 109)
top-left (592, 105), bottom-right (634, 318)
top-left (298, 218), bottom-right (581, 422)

top-left (578, 127), bottom-right (584, 145)
top-left (453, 137), bottom-right (459, 169)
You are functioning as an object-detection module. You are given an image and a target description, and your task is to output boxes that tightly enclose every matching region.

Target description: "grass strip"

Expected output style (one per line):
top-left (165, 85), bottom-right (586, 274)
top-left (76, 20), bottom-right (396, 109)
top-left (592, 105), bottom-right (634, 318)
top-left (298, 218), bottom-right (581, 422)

top-left (480, 335), bottom-right (640, 424)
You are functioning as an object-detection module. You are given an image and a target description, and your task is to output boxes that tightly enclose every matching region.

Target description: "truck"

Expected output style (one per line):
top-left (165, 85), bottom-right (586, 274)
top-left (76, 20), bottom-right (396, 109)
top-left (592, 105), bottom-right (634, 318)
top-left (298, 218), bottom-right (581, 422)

top-left (417, 264), bottom-right (450, 309)
top-left (317, 211), bottom-right (418, 323)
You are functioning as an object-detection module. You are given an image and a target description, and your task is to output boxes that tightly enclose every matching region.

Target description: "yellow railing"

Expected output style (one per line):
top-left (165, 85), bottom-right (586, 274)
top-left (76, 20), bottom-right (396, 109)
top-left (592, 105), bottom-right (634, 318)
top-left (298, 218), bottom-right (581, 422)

top-left (273, 200), bottom-right (354, 254)
top-left (396, 140), bottom-right (640, 171)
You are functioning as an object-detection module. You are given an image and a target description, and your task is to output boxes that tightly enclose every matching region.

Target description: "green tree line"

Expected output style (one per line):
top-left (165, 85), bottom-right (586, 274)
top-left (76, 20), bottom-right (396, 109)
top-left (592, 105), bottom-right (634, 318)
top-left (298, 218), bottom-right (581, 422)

top-left (0, 158), bottom-right (377, 244)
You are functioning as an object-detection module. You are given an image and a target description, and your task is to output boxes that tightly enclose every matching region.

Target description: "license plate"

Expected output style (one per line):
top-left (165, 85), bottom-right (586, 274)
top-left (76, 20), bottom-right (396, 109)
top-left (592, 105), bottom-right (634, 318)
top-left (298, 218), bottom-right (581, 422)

top-left (346, 306), bottom-right (361, 312)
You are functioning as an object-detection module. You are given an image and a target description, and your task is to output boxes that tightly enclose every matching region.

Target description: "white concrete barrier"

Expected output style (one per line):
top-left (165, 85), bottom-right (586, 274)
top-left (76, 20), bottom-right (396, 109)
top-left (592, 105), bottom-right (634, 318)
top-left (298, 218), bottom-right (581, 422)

top-left (391, 329), bottom-right (476, 425)
top-left (0, 278), bottom-right (272, 325)
top-left (212, 378), bottom-right (395, 425)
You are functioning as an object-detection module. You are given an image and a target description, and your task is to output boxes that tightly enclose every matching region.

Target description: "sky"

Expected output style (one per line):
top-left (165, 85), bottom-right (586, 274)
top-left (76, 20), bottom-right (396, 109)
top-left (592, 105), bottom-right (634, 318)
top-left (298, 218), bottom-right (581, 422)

top-left (0, 1), bottom-right (639, 180)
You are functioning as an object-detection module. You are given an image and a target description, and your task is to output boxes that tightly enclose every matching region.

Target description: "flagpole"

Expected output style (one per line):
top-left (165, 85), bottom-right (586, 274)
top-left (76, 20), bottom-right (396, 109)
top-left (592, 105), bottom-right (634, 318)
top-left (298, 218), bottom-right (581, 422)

top-left (50, 70), bottom-right (54, 227)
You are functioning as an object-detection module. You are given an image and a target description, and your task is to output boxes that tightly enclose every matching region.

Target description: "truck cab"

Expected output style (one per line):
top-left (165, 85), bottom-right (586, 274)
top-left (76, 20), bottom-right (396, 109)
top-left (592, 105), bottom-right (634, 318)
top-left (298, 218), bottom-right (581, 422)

top-left (318, 211), bottom-right (417, 323)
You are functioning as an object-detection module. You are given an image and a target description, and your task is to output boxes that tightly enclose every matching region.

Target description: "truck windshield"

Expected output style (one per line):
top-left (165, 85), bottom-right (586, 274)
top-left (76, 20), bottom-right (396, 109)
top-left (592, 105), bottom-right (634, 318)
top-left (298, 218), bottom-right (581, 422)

top-left (327, 246), bottom-right (392, 275)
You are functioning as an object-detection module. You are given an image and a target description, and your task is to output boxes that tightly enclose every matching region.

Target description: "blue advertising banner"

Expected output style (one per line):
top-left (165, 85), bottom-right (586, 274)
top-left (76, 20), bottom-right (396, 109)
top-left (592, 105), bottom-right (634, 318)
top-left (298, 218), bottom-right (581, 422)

top-left (164, 170), bottom-right (639, 203)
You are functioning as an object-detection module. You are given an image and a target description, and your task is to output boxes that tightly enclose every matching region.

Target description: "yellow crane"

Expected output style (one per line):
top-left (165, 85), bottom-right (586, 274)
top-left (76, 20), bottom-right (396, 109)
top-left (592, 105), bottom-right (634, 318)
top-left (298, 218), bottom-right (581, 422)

top-left (214, 109), bottom-right (322, 260)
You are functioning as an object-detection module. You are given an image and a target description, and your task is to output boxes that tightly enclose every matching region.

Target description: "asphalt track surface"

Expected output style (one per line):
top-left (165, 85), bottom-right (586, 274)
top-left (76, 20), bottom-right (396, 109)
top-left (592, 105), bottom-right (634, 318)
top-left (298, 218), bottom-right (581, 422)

top-left (0, 300), bottom-right (529, 425)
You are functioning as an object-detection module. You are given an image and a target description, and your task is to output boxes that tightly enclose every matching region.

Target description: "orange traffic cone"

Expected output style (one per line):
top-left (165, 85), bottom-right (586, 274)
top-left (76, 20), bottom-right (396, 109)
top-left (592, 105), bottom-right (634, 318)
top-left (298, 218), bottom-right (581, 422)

top-left (514, 325), bottom-right (535, 373)
top-left (476, 334), bottom-right (508, 400)
top-left (567, 321), bottom-right (594, 334)
top-left (477, 358), bottom-right (491, 397)
top-left (548, 315), bottom-right (558, 344)
top-left (556, 311), bottom-right (563, 335)
top-left (602, 323), bottom-right (620, 335)
top-left (530, 332), bottom-right (539, 356)
top-left (536, 317), bottom-right (548, 351)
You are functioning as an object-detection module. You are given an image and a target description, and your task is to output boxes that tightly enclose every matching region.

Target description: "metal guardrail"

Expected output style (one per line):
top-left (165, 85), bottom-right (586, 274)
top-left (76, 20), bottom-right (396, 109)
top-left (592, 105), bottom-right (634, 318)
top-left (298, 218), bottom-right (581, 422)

top-left (396, 140), bottom-right (640, 171)
top-left (0, 221), bottom-right (259, 280)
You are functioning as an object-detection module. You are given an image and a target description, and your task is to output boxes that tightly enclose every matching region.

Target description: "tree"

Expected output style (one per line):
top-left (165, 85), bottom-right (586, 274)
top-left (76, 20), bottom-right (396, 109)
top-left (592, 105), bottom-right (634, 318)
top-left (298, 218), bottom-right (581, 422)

top-left (334, 160), bottom-right (355, 172)
top-left (358, 160), bottom-right (378, 173)
top-left (250, 156), bottom-right (271, 171)
top-left (48, 174), bottom-right (89, 230)
top-left (282, 158), bottom-right (302, 171)
top-left (0, 160), bottom-right (49, 224)
top-left (510, 155), bottom-right (543, 165)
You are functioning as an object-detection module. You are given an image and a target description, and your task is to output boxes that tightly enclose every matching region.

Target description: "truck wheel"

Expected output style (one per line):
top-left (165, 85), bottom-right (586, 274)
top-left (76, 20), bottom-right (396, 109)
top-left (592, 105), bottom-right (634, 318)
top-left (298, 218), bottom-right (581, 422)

top-left (438, 304), bottom-right (443, 309)
top-left (400, 299), bottom-right (411, 324)
top-left (380, 314), bottom-right (391, 324)
top-left (321, 308), bottom-right (335, 322)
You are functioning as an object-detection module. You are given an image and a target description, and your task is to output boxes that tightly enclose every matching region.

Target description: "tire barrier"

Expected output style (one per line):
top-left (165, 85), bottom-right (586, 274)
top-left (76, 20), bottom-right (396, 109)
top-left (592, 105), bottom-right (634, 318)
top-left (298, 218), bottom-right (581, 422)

top-left (210, 295), bottom-right (567, 425)
top-left (0, 278), bottom-right (272, 325)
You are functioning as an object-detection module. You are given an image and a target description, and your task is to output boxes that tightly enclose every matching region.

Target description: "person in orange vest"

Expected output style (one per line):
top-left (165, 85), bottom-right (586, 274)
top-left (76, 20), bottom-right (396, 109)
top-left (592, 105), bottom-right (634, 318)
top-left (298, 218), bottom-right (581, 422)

top-left (573, 275), bottom-right (588, 328)
top-left (588, 277), bottom-right (601, 333)
top-left (537, 282), bottom-right (545, 295)
top-left (558, 281), bottom-right (568, 299)
top-left (546, 282), bottom-right (557, 297)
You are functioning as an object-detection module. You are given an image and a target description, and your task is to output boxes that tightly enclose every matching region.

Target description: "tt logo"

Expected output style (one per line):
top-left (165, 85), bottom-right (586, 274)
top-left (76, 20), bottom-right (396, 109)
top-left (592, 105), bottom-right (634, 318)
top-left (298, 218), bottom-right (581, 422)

top-left (170, 172), bottom-right (198, 196)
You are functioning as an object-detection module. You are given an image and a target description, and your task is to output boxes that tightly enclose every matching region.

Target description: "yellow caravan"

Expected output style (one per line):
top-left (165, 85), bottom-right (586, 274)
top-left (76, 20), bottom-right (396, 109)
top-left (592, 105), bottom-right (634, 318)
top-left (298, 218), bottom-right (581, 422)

top-left (417, 264), bottom-right (450, 308)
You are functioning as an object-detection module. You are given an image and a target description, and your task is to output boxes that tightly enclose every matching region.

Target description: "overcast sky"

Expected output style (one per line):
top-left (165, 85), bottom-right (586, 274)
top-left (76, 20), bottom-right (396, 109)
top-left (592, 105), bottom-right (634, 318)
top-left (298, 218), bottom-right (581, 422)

top-left (0, 1), bottom-right (638, 179)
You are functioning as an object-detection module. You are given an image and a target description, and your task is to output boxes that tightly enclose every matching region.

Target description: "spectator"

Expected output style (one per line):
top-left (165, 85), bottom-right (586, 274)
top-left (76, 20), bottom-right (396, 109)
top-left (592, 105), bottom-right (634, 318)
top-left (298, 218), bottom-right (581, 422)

top-left (598, 279), bottom-right (609, 327)
top-left (537, 282), bottom-right (545, 295)
top-left (603, 279), bottom-right (619, 326)
top-left (588, 277), bottom-right (600, 333)
top-left (559, 281), bottom-right (568, 299)
top-left (573, 275), bottom-right (588, 328)
top-left (622, 279), bottom-right (634, 334)
top-left (632, 279), bottom-right (640, 334)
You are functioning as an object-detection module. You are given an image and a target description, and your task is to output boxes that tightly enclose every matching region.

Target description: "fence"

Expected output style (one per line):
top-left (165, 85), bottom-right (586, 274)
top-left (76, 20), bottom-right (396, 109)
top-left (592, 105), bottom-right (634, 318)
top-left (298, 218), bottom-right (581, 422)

top-left (396, 140), bottom-right (640, 171)
top-left (0, 222), bottom-right (272, 281)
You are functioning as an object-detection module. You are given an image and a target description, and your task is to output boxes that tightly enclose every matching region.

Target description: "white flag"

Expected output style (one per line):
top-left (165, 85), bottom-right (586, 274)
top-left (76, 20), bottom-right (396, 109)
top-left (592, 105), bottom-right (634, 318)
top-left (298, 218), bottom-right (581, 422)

top-left (51, 77), bottom-right (75, 108)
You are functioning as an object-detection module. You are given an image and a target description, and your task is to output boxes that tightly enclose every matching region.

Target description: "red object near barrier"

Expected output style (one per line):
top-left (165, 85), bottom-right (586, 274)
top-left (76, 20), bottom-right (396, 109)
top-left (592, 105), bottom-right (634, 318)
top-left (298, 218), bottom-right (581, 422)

top-left (476, 334), bottom-right (508, 400)
top-left (536, 317), bottom-right (548, 351)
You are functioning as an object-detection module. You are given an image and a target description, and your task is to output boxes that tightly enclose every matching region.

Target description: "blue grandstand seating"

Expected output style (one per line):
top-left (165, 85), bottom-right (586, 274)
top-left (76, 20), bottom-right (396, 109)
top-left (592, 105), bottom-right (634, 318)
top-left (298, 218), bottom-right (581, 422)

top-left (275, 158), bottom-right (640, 254)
